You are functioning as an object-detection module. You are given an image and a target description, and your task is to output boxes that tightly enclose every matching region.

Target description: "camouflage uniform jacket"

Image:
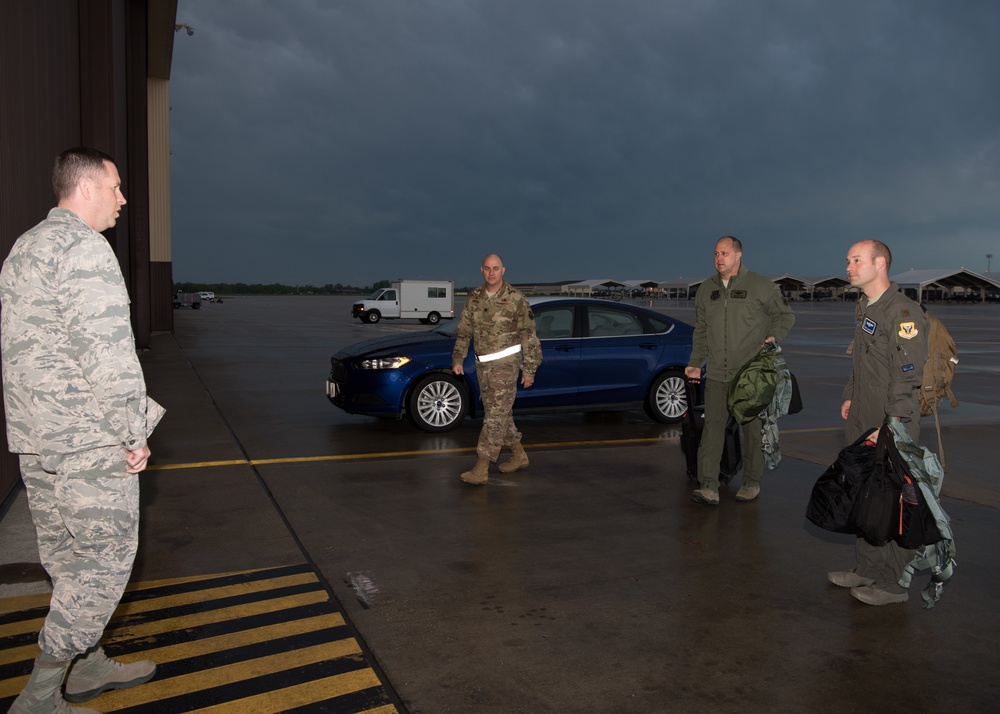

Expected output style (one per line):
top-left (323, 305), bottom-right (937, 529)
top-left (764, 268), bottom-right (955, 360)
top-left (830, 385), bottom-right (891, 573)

top-left (0, 208), bottom-right (164, 456)
top-left (452, 281), bottom-right (542, 374)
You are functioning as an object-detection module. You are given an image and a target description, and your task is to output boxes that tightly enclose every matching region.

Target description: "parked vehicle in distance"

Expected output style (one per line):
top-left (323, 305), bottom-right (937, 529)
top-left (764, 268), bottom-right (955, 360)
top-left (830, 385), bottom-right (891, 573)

top-left (352, 280), bottom-right (454, 325)
top-left (198, 291), bottom-right (216, 303)
top-left (173, 291), bottom-right (201, 309)
top-left (327, 297), bottom-right (694, 432)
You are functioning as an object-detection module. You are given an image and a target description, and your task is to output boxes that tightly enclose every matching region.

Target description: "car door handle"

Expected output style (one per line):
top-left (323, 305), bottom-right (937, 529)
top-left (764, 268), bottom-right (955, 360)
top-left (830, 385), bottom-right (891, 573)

top-left (639, 343), bottom-right (658, 350)
top-left (554, 346), bottom-right (576, 352)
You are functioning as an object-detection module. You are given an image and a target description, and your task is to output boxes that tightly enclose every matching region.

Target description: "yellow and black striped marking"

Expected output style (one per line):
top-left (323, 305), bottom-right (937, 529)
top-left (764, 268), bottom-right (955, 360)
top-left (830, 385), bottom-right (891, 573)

top-left (0, 563), bottom-right (399, 713)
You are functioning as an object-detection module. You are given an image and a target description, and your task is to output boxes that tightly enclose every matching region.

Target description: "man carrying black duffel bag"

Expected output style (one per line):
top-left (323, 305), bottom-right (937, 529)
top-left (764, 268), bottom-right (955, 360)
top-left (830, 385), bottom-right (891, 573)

top-left (831, 239), bottom-right (928, 606)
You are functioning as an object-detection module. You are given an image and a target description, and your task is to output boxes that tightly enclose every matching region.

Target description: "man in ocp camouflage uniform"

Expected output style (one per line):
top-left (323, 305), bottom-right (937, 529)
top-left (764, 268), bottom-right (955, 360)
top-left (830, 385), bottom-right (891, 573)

top-left (452, 254), bottom-right (542, 485)
top-left (1, 148), bottom-right (165, 713)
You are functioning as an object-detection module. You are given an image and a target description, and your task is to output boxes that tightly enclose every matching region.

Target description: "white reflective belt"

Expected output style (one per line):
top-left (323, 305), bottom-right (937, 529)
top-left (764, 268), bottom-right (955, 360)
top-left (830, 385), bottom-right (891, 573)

top-left (476, 344), bottom-right (522, 362)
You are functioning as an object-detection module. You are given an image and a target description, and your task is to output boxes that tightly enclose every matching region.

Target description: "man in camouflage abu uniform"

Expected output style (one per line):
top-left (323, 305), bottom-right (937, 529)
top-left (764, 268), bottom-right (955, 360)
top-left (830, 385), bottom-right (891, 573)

top-left (828, 239), bottom-right (927, 606)
top-left (452, 254), bottom-right (542, 485)
top-left (1, 148), bottom-right (165, 712)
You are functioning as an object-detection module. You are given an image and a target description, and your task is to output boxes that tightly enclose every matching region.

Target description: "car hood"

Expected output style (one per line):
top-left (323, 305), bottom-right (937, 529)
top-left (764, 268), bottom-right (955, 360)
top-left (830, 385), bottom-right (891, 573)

top-left (333, 329), bottom-right (453, 361)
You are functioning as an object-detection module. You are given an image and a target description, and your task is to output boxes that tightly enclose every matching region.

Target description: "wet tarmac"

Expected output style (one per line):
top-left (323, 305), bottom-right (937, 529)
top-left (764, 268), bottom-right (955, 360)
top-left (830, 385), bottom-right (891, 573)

top-left (2, 296), bottom-right (999, 713)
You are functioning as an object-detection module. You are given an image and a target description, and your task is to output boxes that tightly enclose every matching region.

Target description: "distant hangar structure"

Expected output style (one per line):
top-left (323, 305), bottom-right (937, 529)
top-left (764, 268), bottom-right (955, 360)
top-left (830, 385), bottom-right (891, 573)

top-left (514, 269), bottom-right (1000, 303)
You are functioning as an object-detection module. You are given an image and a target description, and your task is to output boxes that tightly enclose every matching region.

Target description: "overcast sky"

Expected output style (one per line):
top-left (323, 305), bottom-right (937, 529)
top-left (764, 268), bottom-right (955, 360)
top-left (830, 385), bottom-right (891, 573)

top-left (169, 0), bottom-right (1000, 288)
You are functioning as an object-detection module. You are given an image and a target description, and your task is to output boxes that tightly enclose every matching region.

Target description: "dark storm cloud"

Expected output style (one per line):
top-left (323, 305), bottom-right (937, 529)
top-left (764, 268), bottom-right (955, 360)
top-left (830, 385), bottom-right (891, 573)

top-left (169, 0), bottom-right (1000, 286)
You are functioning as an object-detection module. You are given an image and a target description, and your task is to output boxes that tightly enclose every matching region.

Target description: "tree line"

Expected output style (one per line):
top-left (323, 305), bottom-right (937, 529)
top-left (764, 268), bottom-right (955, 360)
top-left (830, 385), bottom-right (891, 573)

top-left (173, 280), bottom-right (393, 296)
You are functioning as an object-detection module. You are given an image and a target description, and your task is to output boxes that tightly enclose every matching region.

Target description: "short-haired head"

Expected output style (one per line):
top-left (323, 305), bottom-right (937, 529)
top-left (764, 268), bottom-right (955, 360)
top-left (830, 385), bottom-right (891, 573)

top-left (720, 235), bottom-right (743, 253)
top-left (868, 239), bottom-right (892, 273)
top-left (53, 147), bottom-right (115, 201)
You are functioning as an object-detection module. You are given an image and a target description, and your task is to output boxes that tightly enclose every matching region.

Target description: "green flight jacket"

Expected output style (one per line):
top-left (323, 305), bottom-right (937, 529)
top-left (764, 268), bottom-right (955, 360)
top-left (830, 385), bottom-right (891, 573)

top-left (843, 284), bottom-right (927, 440)
top-left (688, 265), bottom-right (795, 384)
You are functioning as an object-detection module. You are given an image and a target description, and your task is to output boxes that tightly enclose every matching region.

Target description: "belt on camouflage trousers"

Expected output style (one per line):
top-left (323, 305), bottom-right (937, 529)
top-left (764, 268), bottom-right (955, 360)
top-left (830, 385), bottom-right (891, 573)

top-left (476, 344), bottom-right (522, 362)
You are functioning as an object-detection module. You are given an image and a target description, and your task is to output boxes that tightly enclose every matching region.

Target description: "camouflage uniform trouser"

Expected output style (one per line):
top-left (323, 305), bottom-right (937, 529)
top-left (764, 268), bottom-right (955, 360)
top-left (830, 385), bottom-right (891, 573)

top-left (476, 355), bottom-right (522, 462)
top-left (20, 446), bottom-right (139, 661)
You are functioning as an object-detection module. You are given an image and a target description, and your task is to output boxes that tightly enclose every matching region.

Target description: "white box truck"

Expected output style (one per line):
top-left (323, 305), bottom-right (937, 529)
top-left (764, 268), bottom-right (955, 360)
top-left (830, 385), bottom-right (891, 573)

top-left (352, 280), bottom-right (454, 325)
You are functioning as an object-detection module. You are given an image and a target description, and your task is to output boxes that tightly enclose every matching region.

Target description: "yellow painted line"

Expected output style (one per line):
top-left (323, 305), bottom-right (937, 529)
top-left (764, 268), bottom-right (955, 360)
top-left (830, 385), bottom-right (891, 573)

top-left (0, 573), bottom-right (321, 641)
top-left (144, 415), bottom-right (1000, 472)
top-left (121, 566), bottom-right (310, 593)
top-left (2, 613), bottom-right (354, 698)
top-left (111, 572), bottom-right (320, 618)
top-left (188, 669), bottom-right (385, 714)
top-left (148, 459), bottom-right (250, 470)
top-left (0, 615), bottom-right (45, 641)
top-left (94, 640), bottom-right (368, 710)
top-left (130, 613), bottom-right (351, 667)
top-left (102, 590), bottom-right (331, 644)
top-left (0, 591), bottom-right (51, 616)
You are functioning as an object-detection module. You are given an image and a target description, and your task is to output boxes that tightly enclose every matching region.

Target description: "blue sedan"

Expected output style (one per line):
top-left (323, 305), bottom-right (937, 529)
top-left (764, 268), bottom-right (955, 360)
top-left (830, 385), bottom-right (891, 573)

top-left (326, 297), bottom-right (694, 432)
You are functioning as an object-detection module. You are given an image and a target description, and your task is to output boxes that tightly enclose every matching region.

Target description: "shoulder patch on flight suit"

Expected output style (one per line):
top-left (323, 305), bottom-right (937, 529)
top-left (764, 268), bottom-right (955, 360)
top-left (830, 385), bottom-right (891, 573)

top-left (730, 290), bottom-right (747, 298)
top-left (897, 321), bottom-right (918, 340)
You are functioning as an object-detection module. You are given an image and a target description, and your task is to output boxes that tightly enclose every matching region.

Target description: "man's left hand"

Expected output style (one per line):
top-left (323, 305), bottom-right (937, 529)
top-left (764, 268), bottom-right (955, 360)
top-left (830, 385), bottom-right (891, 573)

top-left (521, 373), bottom-right (534, 388)
top-left (126, 445), bottom-right (151, 474)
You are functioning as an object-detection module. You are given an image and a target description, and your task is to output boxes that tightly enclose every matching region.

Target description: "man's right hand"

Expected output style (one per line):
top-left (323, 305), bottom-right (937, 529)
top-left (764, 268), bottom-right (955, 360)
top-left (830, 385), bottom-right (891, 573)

top-left (684, 366), bottom-right (701, 382)
top-left (453, 364), bottom-right (464, 376)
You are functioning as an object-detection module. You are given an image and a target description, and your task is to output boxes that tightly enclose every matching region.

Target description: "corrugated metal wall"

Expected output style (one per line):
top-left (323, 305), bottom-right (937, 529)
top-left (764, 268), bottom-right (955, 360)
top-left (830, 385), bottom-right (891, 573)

top-left (149, 77), bottom-right (175, 332)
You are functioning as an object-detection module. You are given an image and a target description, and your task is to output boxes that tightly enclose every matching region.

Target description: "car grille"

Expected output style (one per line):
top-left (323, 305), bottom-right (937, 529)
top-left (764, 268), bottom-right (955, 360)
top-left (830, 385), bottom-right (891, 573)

top-left (330, 359), bottom-right (349, 382)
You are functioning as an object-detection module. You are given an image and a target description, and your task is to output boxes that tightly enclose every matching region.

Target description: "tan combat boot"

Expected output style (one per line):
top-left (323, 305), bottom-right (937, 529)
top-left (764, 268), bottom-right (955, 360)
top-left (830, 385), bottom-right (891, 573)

top-left (9, 654), bottom-right (98, 714)
top-left (498, 443), bottom-right (529, 474)
top-left (64, 646), bottom-right (156, 703)
top-left (460, 457), bottom-right (490, 484)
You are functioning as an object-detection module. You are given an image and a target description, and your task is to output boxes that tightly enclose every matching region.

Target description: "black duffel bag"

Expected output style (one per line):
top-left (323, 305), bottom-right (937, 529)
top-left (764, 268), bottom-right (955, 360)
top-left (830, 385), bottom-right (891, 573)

top-left (805, 432), bottom-right (876, 534)
top-left (852, 428), bottom-right (902, 546)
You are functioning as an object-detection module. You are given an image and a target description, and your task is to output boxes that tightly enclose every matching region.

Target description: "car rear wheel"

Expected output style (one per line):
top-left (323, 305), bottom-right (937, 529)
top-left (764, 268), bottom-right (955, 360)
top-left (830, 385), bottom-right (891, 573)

top-left (408, 373), bottom-right (468, 432)
top-left (365, 310), bottom-right (381, 324)
top-left (645, 368), bottom-right (686, 423)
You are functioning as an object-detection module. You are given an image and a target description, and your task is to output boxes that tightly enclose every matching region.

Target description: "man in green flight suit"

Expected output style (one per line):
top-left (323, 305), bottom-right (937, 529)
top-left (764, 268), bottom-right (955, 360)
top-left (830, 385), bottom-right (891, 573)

top-left (828, 239), bottom-right (928, 606)
top-left (686, 236), bottom-right (795, 504)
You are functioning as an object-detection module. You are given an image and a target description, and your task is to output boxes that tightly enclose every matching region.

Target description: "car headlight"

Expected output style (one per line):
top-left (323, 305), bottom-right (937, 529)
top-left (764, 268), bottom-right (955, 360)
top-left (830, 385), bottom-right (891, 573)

top-left (357, 356), bottom-right (412, 370)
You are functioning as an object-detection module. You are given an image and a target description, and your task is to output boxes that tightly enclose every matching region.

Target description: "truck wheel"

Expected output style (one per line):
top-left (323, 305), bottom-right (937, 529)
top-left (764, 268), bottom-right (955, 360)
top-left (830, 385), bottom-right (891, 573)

top-left (365, 310), bottom-right (381, 324)
top-left (192, 303), bottom-right (201, 309)
top-left (427, 312), bottom-right (441, 325)
top-left (408, 373), bottom-right (468, 432)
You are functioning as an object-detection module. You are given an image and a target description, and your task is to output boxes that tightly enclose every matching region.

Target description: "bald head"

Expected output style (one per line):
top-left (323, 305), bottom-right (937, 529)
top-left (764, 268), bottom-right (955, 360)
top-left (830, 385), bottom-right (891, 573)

top-left (481, 253), bottom-right (505, 291)
top-left (846, 239), bottom-right (892, 297)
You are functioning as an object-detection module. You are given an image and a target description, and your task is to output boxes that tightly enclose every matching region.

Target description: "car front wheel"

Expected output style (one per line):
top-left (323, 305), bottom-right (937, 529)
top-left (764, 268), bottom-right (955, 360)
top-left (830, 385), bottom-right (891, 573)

top-left (645, 369), bottom-right (687, 423)
top-left (408, 373), bottom-right (468, 432)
